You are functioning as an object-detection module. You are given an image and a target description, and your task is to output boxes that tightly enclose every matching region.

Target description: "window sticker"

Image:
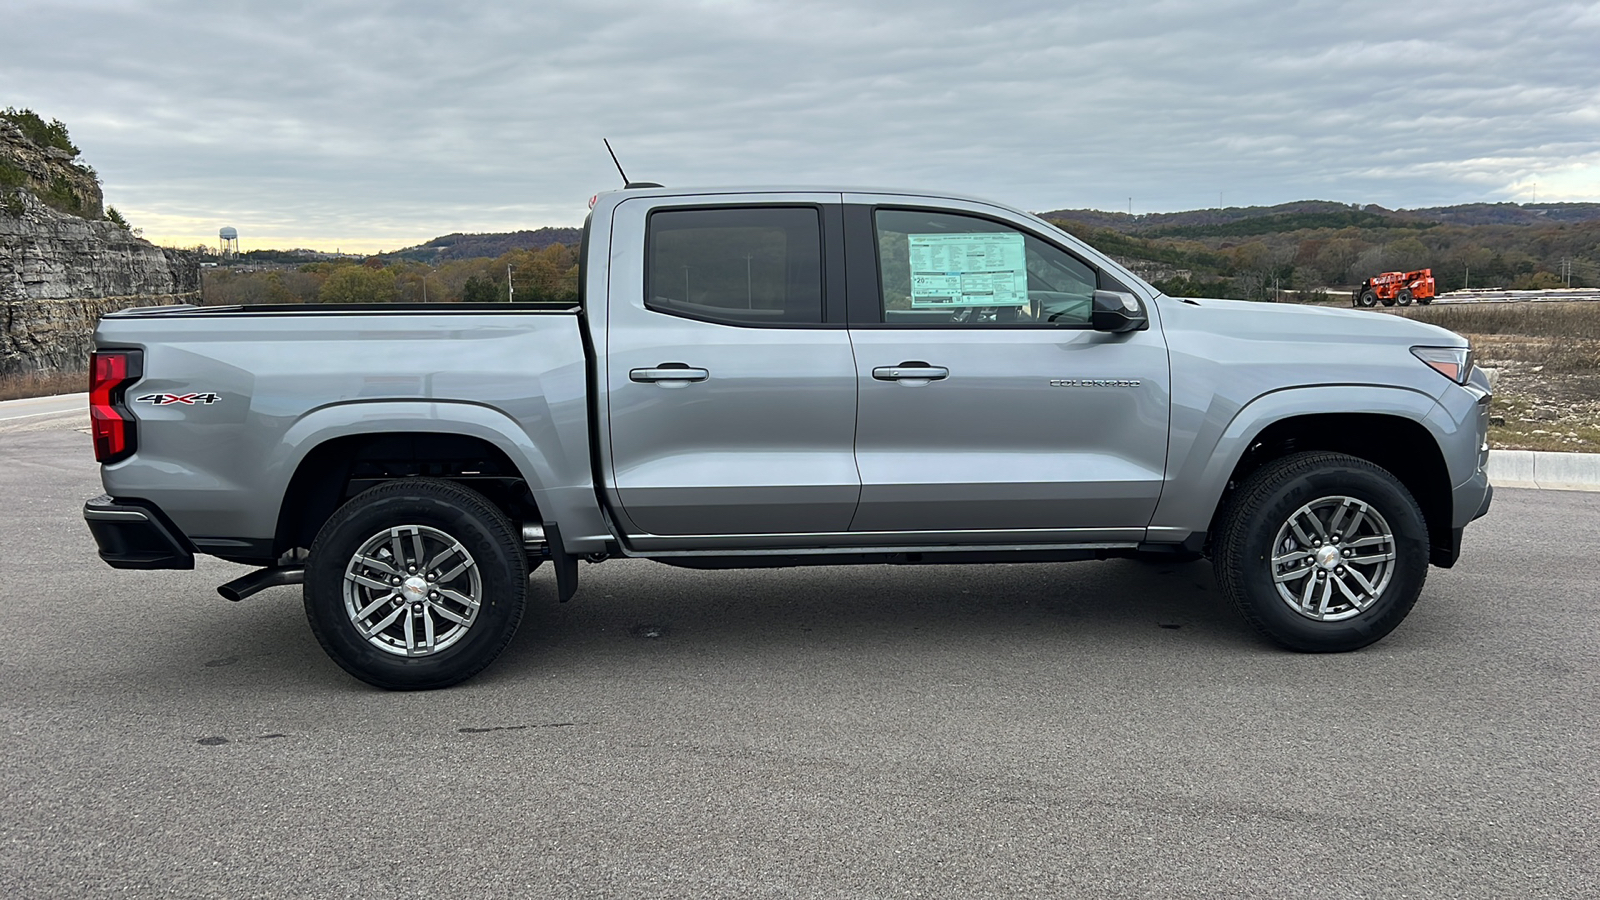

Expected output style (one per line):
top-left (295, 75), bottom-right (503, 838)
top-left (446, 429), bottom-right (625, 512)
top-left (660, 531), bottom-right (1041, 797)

top-left (907, 232), bottom-right (1029, 308)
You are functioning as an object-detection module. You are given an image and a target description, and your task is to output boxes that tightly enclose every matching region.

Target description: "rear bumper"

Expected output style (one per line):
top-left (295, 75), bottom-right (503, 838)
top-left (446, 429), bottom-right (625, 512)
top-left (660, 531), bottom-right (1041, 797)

top-left (83, 494), bottom-right (195, 570)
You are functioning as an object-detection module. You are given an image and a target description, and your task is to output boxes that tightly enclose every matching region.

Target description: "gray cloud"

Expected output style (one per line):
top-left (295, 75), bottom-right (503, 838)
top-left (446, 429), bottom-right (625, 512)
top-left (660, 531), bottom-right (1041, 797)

top-left (5, 0), bottom-right (1597, 250)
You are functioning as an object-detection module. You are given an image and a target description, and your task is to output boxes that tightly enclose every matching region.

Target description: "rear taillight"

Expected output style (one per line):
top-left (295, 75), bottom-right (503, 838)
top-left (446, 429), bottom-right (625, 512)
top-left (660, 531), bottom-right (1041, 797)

top-left (90, 349), bottom-right (142, 463)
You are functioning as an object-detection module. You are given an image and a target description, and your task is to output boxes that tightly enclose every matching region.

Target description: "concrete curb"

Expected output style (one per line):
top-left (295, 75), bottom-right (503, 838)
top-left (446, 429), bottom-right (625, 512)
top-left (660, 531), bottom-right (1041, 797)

top-left (1488, 450), bottom-right (1600, 492)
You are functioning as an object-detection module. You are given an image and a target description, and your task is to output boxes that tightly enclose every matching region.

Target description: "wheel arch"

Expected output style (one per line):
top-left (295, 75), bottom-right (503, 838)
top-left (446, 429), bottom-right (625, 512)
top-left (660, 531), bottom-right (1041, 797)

top-left (1212, 413), bottom-right (1452, 563)
top-left (1154, 386), bottom-right (1455, 565)
top-left (273, 430), bottom-right (536, 558)
top-left (266, 400), bottom-right (587, 558)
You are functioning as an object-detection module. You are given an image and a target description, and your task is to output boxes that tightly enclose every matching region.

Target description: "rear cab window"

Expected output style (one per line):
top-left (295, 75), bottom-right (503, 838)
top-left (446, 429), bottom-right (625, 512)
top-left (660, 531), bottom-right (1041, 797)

top-left (646, 207), bottom-right (823, 326)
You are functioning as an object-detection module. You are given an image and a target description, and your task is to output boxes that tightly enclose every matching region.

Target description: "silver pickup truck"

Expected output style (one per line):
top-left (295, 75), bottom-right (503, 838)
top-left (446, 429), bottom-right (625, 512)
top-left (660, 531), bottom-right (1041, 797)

top-left (83, 186), bottom-right (1494, 689)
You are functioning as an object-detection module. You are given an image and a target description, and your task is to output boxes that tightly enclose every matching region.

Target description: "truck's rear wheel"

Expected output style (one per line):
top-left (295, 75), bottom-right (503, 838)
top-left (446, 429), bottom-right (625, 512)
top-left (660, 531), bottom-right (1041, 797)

top-left (1397, 288), bottom-right (1413, 306)
top-left (1212, 452), bottom-right (1428, 652)
top-left (304, 478), bottom-right (527, 690)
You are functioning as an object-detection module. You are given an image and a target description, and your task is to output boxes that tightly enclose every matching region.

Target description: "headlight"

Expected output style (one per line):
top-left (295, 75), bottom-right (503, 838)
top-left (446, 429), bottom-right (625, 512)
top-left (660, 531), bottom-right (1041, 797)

top-left (1411, 345), bottom-right (1473, 384)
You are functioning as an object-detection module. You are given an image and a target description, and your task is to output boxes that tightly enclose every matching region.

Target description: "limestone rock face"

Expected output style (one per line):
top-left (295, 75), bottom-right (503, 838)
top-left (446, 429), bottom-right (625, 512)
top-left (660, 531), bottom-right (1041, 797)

top-left (0, 119), bottom-right (103, 219)
top-left (2, 190), bottom-right (200, 377)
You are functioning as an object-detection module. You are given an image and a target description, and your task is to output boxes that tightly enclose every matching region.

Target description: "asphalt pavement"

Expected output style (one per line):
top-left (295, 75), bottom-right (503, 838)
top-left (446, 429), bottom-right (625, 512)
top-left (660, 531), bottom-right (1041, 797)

top-left (0, 392), bottom-right (87, 422)
top-left (2, 410), bottom-right (1596, 899)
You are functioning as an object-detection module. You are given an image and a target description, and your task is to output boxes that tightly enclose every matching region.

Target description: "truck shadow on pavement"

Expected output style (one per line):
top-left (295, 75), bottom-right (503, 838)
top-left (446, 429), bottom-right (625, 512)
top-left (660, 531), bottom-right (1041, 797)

top-left (84, 556), bottom-right (1264, 698)
top-left (496, 556), bottom-right (1262, 675)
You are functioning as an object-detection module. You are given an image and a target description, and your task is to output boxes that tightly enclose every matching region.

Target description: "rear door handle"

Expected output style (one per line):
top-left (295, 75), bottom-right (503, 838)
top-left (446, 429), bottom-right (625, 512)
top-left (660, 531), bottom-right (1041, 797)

top-left (630, 364), bottom-right (710, 384)
top-left (872, 362), bottom-right (949, 382)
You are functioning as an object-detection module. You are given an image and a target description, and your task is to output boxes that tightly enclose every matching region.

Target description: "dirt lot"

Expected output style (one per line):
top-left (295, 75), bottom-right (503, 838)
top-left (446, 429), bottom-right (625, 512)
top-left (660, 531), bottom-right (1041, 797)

top-left (1389, 301), bottom-right (1600, 452)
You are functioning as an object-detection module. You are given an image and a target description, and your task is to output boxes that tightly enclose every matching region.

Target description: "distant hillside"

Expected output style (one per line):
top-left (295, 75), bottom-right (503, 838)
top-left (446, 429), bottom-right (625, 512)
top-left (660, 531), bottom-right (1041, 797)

top-left (1037, 198), bottom-right (1600, 301)
top-left (381, 201), bottom-right (1600, 266)
top-left (383, 227), bottom-right (582, 263)
top-left (1401, 202), bottom-right (1600, 226)
top-left (361, 197), bottom-right (1599, 304)
top-left (1039, 200), bottom-right (1600, 236)
top-left (1040, 200), bottom-right (1375, 234)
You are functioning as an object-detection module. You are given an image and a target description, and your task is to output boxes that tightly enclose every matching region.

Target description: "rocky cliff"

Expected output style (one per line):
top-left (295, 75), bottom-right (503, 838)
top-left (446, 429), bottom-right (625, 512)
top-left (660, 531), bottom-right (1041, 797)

top-left (1, 118), bottom-right (199, 377)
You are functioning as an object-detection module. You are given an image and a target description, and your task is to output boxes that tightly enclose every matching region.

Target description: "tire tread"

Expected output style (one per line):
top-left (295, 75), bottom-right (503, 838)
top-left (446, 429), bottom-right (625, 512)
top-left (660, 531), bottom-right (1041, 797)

top-left (304, 477), bottom-right (527, 690)
top-left (1212, 452), bottom-right (1427, 651)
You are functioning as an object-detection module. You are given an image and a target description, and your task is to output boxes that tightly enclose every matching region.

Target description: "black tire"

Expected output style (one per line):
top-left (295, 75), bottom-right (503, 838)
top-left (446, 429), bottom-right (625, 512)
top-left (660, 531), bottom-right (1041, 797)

top-left (1357, 290), bottom-right (1378, 308)
top-left (1212, 452), bottom-right (1429, 652)
top-left (1417, 294), bottom-right (1432, 306)
top-left (304, 478), bottom-right (527, 690)
top-left (1397, 288), bottom-right (1413, 306)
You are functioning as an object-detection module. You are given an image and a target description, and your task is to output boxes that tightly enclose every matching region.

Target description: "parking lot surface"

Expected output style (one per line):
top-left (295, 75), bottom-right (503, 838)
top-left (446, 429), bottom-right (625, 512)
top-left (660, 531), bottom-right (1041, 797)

top-left (3, 411), bottom-right (1597, 898)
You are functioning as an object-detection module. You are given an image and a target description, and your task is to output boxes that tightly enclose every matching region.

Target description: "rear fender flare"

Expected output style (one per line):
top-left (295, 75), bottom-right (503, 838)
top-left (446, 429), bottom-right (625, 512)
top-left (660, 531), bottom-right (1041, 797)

top-left (268, 400), bottom-right (602, 553)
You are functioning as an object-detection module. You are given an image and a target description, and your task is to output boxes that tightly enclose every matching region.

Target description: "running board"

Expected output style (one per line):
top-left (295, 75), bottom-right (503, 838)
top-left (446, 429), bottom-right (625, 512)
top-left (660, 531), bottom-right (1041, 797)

top-left (626, 541), bottom-right (1139, 558)
top-left (218, 566), bottom-right (304, 602)
top-left (640, 545), bottom-right (1139, 570)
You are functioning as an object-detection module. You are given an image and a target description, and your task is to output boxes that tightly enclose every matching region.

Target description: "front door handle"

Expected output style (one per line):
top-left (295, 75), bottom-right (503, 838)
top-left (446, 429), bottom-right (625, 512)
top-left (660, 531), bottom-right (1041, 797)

top-left (872, 362), bottom-right (949, 382)
top-left (630, 364), bottom-right (710, 384)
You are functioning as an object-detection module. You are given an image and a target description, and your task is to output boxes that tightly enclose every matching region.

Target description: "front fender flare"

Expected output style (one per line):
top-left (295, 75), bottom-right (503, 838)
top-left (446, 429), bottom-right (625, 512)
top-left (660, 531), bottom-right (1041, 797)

top-left (1148, 384), bottom-right (1444, 540)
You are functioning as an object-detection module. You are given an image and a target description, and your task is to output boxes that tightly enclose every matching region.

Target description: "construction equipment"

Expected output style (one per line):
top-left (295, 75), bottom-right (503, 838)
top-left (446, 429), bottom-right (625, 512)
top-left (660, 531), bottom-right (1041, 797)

top-left (1354, 269), bottom-right (1436, 307)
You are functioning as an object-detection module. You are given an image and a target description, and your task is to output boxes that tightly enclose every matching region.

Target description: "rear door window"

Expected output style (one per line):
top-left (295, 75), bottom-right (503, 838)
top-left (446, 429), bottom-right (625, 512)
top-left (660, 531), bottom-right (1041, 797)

top-left (646, 207), bottom-right (823, 326)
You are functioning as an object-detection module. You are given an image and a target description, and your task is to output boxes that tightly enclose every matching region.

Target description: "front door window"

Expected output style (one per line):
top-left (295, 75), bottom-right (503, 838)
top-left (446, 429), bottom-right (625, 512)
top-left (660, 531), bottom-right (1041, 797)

top-left (874, 209), bottom-right (1098, 327)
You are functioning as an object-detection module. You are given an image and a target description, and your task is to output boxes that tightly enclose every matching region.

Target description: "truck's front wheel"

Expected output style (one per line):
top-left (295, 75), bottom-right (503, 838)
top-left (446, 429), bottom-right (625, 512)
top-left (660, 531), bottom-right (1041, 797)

top-left (1213, 453), bottom-right (1428, 652)
top-left (304, 478), bottom-right (527, 689)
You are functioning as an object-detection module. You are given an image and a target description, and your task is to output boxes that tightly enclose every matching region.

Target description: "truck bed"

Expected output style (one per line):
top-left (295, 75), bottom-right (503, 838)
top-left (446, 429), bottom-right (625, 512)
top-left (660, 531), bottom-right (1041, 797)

top-left (94, 303), bottom-right (600, 564)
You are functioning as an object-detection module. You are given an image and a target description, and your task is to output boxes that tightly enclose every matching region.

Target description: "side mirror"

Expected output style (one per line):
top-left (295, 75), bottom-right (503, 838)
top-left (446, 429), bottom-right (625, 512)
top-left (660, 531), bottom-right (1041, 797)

top-left (1091, 290), bottom-right (1148, 333)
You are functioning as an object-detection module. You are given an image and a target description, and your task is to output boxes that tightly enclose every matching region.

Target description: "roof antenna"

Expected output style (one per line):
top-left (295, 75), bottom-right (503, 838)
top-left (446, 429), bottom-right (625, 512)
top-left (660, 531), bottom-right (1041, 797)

top-left (603, 139), bottom-right (662, 189)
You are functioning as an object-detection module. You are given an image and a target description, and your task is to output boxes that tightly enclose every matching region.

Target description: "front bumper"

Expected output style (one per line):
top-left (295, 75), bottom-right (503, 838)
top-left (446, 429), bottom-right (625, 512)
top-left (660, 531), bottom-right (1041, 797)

top-left (1433, 468), bottom-right (1493, 569)
top-left (83, 494), bottom-right (195, 570)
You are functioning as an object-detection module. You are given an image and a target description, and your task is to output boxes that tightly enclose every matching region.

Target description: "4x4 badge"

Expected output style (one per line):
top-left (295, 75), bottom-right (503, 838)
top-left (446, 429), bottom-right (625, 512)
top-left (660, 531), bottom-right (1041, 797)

top-left (136, 392), bottom-right (221, 406)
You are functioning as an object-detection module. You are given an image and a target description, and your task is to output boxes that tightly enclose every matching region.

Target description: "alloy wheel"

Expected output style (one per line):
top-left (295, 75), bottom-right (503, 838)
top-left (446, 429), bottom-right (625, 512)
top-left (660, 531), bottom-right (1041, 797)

top-left (342, 524), bottom-right (482, 656)
top-left (1269, 495), bottom-right (1397, 621)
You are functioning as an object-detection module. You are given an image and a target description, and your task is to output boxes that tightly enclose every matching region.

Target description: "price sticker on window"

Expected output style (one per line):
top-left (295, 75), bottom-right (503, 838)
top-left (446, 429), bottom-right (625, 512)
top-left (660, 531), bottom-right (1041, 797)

top-left (907, 232), bottom-right (1029, 308)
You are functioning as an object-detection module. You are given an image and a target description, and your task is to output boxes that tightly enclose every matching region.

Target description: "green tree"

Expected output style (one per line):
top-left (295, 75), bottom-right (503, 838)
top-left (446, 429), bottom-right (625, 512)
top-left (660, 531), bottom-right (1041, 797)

top-left (318, 265), bottom-right (397, 304)
top-left (519, 243), bottom-right (579, 302)
top-left (1388, 236), bottom-right (1430, 271)
top-left (1313, 237), bottom-right (1364, 284)
top-left (43, 173), bottom-right (83, 216)
top-left (1, 107), bottom-right (79, 156)
top-left (263, 272), bottom-right (294, 303)
top-left (0, 159), bottom-right (25, 190)
top-left (1441, 244), bottom-right (1493, 290)
top-left (1512, 271), bottom-right (1564, 290)
top-left (105, 205), bottom-right (130, 230)
top-left (462, 274), bottom-right (497, 303)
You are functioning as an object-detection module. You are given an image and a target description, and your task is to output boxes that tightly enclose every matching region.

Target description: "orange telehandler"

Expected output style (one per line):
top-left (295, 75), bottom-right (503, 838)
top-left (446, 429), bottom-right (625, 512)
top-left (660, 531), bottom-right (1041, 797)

top-left (1354, 269), bottom-right (1436, 307)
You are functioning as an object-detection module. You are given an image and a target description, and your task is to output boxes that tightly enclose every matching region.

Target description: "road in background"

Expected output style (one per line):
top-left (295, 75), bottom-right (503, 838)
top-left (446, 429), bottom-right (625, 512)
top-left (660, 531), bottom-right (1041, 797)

top-left (0, 392), bottom-right (86, 421)
top-left (3, 411), bottom-right (1596, 898)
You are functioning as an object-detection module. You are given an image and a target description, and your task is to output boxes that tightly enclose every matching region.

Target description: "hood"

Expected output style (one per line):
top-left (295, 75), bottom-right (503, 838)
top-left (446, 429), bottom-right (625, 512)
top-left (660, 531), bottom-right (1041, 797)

top-left (1159, 296), bottom-right (1467, 348)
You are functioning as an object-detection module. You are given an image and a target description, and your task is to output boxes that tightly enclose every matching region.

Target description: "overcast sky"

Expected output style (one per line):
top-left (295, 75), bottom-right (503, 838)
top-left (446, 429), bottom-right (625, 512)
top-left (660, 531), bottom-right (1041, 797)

top-left (6, 0), bottom-right (1599, 253)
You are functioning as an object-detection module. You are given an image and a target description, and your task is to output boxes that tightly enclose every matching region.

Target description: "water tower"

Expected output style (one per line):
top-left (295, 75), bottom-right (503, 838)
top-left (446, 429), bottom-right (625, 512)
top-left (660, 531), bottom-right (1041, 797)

top-left (219, 226), bottom-right (238, 256)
